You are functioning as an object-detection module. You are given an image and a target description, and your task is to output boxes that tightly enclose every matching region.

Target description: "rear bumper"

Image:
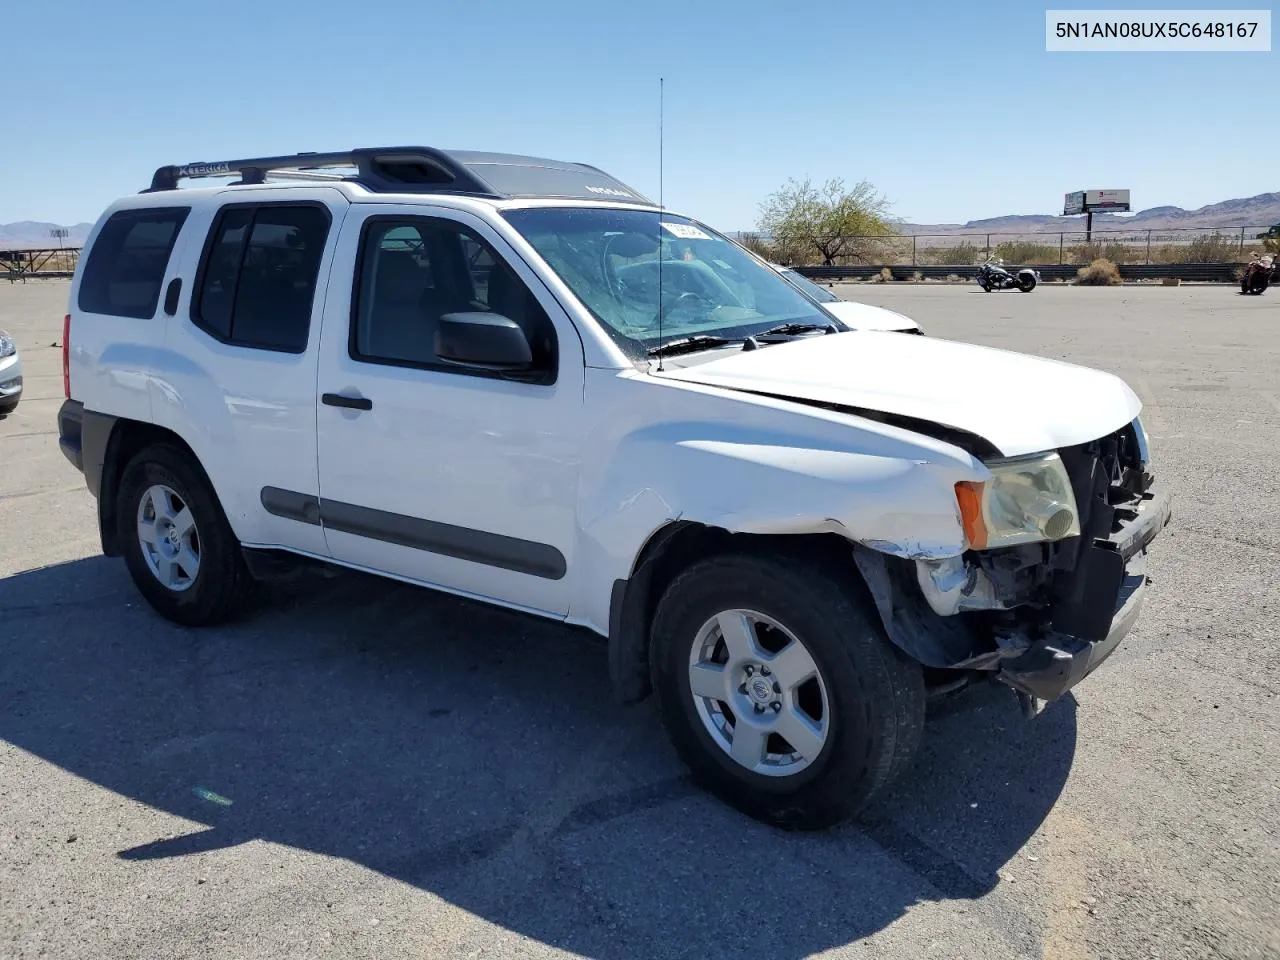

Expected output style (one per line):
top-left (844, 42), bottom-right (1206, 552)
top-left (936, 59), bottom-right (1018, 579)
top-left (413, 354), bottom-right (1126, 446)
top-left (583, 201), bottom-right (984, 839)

top-left (998, 487), bottom-right (1172, 703)
top-left (58, 398), bottom-right (85, 472)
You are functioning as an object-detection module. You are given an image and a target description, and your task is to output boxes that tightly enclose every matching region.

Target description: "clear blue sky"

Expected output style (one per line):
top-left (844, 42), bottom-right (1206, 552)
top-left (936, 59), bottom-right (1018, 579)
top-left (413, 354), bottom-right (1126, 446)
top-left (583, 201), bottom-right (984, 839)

top-left (2, 0), bottom-right (1275, 229)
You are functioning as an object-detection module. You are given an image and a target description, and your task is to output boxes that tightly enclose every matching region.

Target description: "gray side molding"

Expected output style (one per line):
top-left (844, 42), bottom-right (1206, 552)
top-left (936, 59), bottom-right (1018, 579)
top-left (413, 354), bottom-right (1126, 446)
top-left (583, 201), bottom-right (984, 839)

top-left (261, 487), bottom-right (566, 580)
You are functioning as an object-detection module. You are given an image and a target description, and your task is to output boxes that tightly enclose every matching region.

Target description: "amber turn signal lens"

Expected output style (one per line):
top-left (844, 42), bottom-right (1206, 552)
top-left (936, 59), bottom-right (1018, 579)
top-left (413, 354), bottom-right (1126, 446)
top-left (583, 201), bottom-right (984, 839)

top-left (955, 481), bottom-right (987, 550)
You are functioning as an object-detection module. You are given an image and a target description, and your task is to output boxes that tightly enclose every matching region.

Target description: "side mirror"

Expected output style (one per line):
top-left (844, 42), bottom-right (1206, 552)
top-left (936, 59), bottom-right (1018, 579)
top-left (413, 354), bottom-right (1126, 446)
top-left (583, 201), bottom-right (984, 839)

top-left (435, 312), bottom-right (533, 371)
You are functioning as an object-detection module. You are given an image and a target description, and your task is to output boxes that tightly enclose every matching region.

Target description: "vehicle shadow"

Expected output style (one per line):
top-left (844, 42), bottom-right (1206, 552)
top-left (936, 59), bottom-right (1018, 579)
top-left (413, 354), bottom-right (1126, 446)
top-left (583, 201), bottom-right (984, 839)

top-left (0, 556), bottom-right (1078, 958)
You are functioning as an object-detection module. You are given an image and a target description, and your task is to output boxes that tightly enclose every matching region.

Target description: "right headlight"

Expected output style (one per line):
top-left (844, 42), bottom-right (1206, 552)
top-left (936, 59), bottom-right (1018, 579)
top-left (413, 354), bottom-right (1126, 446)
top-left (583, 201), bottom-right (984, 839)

top-left (955, 452), bottom-right (1081, 550)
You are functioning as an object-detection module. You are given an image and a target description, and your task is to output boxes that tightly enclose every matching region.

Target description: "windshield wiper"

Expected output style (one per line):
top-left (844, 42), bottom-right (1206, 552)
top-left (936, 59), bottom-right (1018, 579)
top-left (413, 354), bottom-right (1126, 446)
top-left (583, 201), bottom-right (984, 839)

top-left (647, 335), bottom-right (737, 358)
top-left (756, 321), bottom-right (839, 338)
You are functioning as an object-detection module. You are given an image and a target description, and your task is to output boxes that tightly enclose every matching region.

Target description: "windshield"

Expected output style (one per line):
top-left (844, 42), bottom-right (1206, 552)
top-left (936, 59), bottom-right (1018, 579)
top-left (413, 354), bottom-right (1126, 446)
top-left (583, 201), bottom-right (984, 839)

top-left (501, 207), bottom-right (839, 361)
top-left (777, 268), bottom-right (841, 303)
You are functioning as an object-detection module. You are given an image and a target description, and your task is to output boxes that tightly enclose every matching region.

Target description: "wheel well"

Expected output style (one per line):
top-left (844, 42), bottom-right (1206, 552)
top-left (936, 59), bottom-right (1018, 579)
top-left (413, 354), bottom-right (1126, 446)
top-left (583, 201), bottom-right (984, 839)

top-left (607, 522), bottom-right (867, 704)
top-left (98, 420), bottom-right (210, 557)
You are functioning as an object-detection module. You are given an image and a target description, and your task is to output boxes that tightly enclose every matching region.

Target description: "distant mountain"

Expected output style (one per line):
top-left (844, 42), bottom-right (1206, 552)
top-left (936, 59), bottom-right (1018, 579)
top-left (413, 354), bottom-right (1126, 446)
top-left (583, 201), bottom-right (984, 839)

top-left (0, 221), bottom-right (94, 249)
top-left (6, 191), bottom-right (1280, 248)
top-left (901, 192), bottom-right (1280, 236)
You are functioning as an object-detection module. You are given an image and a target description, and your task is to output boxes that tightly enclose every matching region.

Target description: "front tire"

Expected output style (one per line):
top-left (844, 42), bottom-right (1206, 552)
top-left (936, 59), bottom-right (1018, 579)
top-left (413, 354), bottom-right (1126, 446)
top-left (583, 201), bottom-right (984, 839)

top-left (650, 553), bottom-right (925, 830)
top-left (117, 444), bottom-right (255, 626)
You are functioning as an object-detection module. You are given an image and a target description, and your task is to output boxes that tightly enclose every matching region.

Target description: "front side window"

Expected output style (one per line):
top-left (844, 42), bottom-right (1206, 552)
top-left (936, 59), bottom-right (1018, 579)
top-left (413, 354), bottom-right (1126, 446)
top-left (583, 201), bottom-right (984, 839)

top-left (351, 216), bottom-right (557, 380)
top-left (193, 203), bottom-right (330, 353)
top-left (500, 207), bottom-right (839, 362)
top-left (78, 207), bottom-right (190, 319)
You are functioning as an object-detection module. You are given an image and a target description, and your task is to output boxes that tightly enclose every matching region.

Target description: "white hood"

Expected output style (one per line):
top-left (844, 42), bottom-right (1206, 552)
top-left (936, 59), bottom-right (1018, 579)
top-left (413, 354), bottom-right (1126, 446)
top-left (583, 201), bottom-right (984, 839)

top-left (819, 300), bottom-right (920, 332)
top-left (660, 330), bottom-right (1141, 458)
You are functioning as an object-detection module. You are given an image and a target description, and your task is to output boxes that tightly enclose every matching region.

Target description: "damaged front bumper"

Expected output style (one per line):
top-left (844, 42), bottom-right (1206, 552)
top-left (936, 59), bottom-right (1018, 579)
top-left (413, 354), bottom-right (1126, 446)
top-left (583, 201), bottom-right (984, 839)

top-left (998, 486), bottom-right (1171, 708)
top-left (855, 482), bottom-right (1172, 715)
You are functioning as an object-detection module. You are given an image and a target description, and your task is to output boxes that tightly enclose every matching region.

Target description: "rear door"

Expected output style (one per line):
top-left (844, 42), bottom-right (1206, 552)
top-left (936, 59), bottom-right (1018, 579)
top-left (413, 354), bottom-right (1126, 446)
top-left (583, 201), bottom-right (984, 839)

top-left (151, 187), bottom-right (349, 554)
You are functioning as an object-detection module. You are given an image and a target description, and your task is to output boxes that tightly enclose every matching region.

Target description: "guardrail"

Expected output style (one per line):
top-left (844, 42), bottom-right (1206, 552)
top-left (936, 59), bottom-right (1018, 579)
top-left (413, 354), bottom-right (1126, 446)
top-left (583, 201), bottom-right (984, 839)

top-left (793, 262), bottom-right (1246, 282)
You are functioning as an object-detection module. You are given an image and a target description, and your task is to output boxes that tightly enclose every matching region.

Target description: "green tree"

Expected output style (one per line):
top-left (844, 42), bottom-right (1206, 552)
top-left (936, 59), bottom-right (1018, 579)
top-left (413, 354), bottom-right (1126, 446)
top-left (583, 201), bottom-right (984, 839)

top-left (757, 177), bottom-right (897, 266)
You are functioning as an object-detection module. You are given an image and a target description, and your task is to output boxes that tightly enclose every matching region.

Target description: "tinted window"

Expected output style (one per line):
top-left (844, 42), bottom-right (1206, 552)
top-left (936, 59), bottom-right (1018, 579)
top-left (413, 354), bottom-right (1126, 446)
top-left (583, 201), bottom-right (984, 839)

top-left (352, 217), bottom-right (556, 378)
top-left (193, 204), bottom-right (330, 353)
top-left (78, 207), bottom-right (190, 319)
top-left (195, 207), bottom-right (253, 340)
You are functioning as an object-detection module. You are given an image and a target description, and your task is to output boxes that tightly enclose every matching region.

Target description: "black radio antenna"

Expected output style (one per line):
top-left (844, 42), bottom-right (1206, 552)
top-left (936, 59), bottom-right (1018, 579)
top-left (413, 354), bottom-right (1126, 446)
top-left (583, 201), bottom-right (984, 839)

top-left (656, 76), bottom-right (666, 371)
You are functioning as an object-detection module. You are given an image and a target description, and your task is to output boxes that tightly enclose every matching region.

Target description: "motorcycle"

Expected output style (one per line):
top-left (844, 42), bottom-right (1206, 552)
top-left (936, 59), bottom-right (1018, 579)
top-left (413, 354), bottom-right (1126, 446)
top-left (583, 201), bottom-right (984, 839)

top-left (1241, 253), bottom-right (1275, 295)
top-left (975, 259), bottom-right (1039, 293)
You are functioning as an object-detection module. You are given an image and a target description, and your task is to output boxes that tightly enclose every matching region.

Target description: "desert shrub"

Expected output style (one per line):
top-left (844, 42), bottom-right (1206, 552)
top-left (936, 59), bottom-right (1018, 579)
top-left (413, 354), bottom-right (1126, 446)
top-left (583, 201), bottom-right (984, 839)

top-left (993, 241), bottom-right (1058, 264)
top-left (872, 267), bottom-right (894, 283)
top-left (925, 242), bottom-right (980, 265)
top-left (946, 273), bottom-right (962, 282)
top-left (1153, 234), bottom-right (1240, 263)
top-left (1068, 241), bottom-right (1136, 264)
top-left (1263, 236), bottom-right (1280, 256)
top-left (912, 270), bottom-right (923, 281)
top-left (1076, 258), bottom-right (1122, 285)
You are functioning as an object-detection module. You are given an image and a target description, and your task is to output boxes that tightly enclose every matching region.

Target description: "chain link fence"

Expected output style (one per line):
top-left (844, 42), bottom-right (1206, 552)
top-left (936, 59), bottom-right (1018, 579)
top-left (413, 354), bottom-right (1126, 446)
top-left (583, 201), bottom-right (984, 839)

top-left (735, 225), bottom-right (1277, 267)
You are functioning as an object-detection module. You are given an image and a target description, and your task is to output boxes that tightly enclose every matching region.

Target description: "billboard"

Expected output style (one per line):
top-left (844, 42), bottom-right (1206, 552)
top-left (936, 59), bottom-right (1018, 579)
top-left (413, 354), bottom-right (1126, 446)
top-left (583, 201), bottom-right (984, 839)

top-left (1063, 191), bottom-right (1085, 215)
top-left (1084, 189), bottom-right (1130, 212)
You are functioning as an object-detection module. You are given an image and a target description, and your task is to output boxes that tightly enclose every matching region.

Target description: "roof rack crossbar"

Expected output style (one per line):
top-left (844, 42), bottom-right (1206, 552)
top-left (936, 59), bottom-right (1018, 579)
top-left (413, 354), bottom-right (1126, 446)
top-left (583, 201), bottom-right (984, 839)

top-left (146, 147), bottom-right (501, 196)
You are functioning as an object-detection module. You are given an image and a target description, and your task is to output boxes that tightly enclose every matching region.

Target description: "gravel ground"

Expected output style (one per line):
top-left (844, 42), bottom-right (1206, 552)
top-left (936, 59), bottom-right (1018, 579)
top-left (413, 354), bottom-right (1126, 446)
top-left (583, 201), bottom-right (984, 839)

top-left (1, 280), bottom-right (1277, 960)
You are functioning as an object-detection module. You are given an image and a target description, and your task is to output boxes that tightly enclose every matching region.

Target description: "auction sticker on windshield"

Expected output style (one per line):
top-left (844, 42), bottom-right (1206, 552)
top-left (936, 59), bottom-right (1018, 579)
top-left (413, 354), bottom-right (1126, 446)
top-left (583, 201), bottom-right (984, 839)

top-left (662, 222), bottom-right (712, 240)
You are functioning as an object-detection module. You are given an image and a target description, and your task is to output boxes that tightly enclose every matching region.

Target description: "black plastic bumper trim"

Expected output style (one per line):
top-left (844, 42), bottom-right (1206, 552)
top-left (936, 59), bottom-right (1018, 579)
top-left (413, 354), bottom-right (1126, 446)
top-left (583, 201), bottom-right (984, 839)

top-left (996, 487), bottom-right (1171, 703)
top-left (999, 559), bottom-right (1148, 702)
top-left (57, 399), bottom-right (84, 472)
top-left (1110, 488), bottom-right (1172, 562)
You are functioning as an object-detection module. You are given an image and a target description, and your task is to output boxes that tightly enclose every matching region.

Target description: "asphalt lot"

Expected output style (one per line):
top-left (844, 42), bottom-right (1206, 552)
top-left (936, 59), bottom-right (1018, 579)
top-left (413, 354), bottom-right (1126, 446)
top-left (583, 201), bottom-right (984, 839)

top-left (2, 279), bottom-right (1278, 960)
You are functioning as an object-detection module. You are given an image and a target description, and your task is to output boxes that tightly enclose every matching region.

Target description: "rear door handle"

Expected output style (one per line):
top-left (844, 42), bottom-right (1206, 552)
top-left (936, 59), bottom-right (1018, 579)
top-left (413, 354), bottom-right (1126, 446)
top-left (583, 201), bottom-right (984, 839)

top-left (322, 392), bottom-right (373, 411)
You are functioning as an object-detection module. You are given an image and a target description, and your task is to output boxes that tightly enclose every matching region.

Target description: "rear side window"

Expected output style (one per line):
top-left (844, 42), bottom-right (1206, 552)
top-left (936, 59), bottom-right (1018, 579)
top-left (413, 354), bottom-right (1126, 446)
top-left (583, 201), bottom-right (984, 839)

top-left (78, 207), bottom-right (190, 319)
top-left (193, 203), bottom-right (331, 353)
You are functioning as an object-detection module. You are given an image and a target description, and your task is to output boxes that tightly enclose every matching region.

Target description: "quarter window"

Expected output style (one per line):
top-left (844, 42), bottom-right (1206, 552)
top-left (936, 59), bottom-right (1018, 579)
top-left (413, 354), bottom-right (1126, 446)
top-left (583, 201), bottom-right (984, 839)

top-left (351, 217), bottom-right (556, 380)
top-left (193, 204), bottom-right (330, 353)
top-left (78, 207), bottom-right (190, 319)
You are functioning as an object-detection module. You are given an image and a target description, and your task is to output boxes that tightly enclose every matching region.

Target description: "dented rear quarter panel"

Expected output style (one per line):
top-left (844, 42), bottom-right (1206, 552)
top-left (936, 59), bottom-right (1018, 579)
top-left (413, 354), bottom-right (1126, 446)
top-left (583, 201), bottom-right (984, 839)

top-left (567, 366), bottom-right (990, 634)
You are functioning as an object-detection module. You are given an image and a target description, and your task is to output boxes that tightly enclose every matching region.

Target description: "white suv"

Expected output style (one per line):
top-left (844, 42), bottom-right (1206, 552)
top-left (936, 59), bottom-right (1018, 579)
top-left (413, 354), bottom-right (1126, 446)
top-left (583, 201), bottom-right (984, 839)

top-left (57, 147), bottom-right (1170, 829)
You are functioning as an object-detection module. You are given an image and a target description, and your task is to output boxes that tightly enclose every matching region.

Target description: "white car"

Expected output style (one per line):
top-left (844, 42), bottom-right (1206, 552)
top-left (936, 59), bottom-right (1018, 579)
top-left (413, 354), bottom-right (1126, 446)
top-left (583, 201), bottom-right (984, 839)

top-left (57, 146), bottom-right (1170, 829)
top-left (0, 329), bottom-right (21, 415)
top-left (768, 263), bottom-right (922, 333)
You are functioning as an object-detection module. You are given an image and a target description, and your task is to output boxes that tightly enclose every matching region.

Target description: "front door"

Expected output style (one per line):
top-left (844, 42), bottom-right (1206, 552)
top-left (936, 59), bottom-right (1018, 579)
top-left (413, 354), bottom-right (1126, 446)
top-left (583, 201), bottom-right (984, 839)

top-left (313, 204), bottom-right (584, 616)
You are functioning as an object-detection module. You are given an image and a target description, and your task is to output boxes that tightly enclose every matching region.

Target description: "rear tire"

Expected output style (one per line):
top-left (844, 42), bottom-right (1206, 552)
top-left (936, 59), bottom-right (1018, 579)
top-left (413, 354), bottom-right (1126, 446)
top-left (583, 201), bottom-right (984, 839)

top-left (650, 552), bottom-right (925, 830)
top-left (117, 444), bottom-right (255, 626)
top-left (1019, 276), bottom-right (1037, 292)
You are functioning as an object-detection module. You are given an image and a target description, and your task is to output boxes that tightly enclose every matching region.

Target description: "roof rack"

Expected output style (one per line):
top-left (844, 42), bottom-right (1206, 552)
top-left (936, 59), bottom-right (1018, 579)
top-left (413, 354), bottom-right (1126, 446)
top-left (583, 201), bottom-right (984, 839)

top-left (144, 146), bottom-right (654, 205)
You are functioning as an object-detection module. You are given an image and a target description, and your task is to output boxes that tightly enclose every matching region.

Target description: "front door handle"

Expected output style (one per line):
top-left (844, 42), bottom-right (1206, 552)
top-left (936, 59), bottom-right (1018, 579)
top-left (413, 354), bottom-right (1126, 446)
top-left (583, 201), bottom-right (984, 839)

top-left (322, 392), bottom-right (373, 411)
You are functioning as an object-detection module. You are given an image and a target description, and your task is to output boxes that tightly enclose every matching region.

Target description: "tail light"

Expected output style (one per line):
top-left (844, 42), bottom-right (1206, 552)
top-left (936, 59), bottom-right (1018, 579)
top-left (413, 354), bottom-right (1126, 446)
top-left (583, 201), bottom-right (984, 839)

top-left (62, 314), bottom-right (70, 398)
